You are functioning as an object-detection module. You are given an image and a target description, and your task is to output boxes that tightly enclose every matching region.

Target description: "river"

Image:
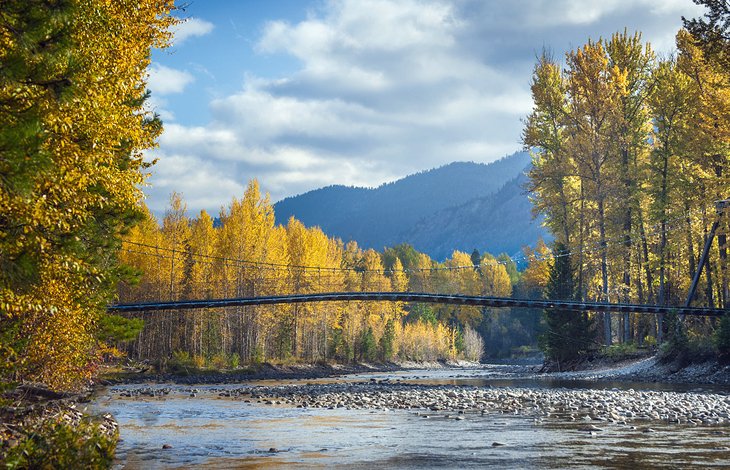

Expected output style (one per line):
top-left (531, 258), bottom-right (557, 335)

top-left (91, 367), bottom-right (730, 469)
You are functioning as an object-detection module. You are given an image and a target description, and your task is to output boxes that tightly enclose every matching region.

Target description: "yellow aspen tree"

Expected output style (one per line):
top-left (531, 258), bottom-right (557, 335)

top-left (524, 52), bottom-right (576, 247)
top-left (285, 217), bottom-right (315, 359)
top-left (446, 250), bottom-right (481, 327)
top-left (565, 39), bottom-right (628, 344)
top-left (215, 179), bottom-right (276, 361)
top-left (185, 210), bottom-right (216, 358)
top-left (606, 30), bottom-right (655, 342)
top-left (0, 0), bottom-right (175, 389)
top-left (389, 257), bottom-right (408, 320)
top-left (360, 249), bottom-right (390, 350)
top-left (677, 29), bottom-right (730, 307)
top-left (259, 224), bottom-right (288, 361)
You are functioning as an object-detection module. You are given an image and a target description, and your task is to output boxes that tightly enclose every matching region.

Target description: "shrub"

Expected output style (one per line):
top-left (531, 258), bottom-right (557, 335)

top-left (229, 353), bottom-right (241, 369)
top-left (716, 314), bottom-right (730, 364)
top-left (2, 411), bottom-right (117, 469)
top-left (601, 342), bottom-right (638, 359)
top-left (209, 354), bottom-right (228, 370)
top-left (462, 326), bottom-right (484, 362)
top-left (168, 351), bottom-right (195, 374)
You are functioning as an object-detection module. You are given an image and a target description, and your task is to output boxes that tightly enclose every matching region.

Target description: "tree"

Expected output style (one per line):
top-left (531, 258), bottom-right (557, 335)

top-left (524, 51), bottom-right (574, 247)
top-left (683, 0), bottom-right (730, 73)
top-left (539, 243), bottom-right (597, 366)
top-left (519, 239), bottom-right (552, 298)
top-left (0, 0), bottom-right (174, 389)
top-left (462, 326), bottom-right (484, 362)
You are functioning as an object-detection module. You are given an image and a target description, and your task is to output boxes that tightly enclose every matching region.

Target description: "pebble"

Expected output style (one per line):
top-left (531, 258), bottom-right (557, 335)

top-left (113, 382), bottom-right (730, 427)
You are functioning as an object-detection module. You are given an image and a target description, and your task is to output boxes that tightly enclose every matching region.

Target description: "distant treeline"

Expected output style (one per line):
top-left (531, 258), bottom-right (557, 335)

top-left (117, 182), bottom-right (550, 367)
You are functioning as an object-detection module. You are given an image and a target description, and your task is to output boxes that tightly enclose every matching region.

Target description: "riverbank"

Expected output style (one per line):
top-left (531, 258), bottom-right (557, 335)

top-left (540, 356), bottom-right (730, 386)
top-left (97, 359), bottom-right (482, 386)
top-left (171, 381), bottom-right (728, 426)
top-left (98, 354), bottom-right (730, 388)
top-left (0, 384), bottom-right (118, 467)
top-left (97, 377), bottom-right (730, 469)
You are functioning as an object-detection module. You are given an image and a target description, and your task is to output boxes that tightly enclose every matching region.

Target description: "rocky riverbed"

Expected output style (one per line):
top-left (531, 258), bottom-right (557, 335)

top-left (113, 381), bottom-right (730, 428)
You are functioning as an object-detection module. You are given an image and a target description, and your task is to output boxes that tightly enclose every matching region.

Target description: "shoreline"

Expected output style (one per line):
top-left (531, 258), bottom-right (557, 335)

top-left (539, 356), bottom-right (730, 386)
top-left (95, 359), bottom-right (483, 387)
top-left (95, 355), bottom-right (730, 388)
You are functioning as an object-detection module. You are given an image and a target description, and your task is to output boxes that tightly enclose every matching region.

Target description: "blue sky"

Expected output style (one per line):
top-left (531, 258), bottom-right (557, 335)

top-left (144, 0), bottom-right (705, 217)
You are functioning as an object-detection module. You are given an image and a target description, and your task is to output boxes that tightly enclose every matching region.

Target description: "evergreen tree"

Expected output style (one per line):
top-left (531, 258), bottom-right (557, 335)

top-left (379, 319), bottom-right (396, 361)
top-left (683, 0), bottom-right (730, 72)
top-left (470, 249), bottom-right (481, 271)
top-left (716, 314), bottom-right (730, 364)
top-left (539, 243), bottom-right (597, 365)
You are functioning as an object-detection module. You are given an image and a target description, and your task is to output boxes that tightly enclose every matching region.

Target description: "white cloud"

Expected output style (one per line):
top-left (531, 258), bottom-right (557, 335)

top-left (148, 64), bottom-right (195, 95)
top-left (148, 0), bottom-right (703, 216)
top-left (172, 17), bottom-right (215, 45)
top-left (145, 151), bottom-right (245, 216)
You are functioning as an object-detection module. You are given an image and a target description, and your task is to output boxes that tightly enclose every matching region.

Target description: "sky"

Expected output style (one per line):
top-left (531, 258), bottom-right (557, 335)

top-left (144, 0), bottom-right (706, 217)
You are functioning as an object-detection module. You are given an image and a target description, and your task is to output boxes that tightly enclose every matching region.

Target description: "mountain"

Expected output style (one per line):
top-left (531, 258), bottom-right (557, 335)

top-left (401, 172), bottom-right (547, 260)
top-left (273, 151), bottom-right (549, 259)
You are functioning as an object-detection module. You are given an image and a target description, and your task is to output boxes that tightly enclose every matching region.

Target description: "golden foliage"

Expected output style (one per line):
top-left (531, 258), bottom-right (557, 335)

top-left (0, 0), bottom-right (175, 389)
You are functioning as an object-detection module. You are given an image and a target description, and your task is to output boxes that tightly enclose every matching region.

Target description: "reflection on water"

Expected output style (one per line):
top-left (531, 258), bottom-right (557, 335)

top-left (92, 369), bottom-right (730, 469)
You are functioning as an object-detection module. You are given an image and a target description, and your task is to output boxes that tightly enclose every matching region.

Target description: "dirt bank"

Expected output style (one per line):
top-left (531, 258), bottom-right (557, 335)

top-left (544, 356), bottom-right (730, 386)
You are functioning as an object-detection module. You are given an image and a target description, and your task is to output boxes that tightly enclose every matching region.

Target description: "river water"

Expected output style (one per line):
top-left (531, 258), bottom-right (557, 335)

top-left (91, 367), bottom-right (730, 469)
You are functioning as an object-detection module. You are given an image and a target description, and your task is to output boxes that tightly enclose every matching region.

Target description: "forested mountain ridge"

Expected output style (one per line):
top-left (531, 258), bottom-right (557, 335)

top-left (274, 151), bottom-right (547, 258)
top-left (403, 173), bottom-right (547, 260)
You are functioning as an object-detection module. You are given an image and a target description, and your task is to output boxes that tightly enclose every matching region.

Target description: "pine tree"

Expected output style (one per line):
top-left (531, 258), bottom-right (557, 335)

top-left (539, 242), bottom-right (597, 366)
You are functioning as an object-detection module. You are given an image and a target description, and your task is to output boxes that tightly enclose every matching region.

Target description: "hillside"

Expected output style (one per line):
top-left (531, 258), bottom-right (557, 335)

top-left (274, 151), bottom-right (548, 258)
top-left (401, 172), bottom-right (547, 259)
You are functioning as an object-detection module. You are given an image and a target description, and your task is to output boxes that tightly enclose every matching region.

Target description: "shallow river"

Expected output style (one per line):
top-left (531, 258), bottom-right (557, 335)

top-left (91, 367), bottom-right (730, 469)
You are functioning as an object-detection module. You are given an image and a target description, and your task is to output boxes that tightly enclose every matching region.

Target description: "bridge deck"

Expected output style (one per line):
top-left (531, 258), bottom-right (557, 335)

top-left (109, 292), bottom-right (726, 317)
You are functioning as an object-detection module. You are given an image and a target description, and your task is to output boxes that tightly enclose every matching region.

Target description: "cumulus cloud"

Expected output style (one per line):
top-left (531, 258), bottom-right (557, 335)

top-left (148, 0), bottom-right (703, 216)
top-left (172, 17), bottom-right (215, 45)
top-left (148, 64), bottom-right (195, 96)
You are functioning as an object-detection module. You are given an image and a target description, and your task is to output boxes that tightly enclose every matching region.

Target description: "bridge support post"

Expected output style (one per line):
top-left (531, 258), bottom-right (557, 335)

top-left (685, 200), bottom-right (728, 308)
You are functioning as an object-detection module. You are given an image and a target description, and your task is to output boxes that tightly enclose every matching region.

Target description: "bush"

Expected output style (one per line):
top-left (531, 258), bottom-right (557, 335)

top-left (601, 342), bottom-right (639, 360)
top-left (643, 335), bottom-right (657, 348)
top-left (660, 314), bottom-right (717, 366)
top-left (229, 353), bottom-right (241, 369)
top-left (716, 314), bottom-right (730, 364)
top-left (209, 354), bottom-right (228, 370)
top-left (168, 351), bottom-right (195, 374)
top-left (462, 326), bottom-right (484, 362)
top-left (2, 411), bottom-right (117, 469)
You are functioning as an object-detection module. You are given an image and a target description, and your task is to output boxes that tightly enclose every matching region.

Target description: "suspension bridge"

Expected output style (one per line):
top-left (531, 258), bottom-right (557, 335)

top-left (109, 291), bottom-right (726, 316)
top-left (110, 200), bottom-right (729, 318)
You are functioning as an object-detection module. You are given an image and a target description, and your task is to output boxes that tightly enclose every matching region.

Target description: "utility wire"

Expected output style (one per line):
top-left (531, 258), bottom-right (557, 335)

top-left (121, 201), bottom-right (715, 275)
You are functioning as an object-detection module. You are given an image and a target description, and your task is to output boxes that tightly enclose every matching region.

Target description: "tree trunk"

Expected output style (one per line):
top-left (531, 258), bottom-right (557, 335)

top-left (598, 195), bottom-right (611, 345)
top-left (703, 216), bottom-right (716, 309)
top-left (621, 147), bottom-right (632, 343)
top-left (637, 209), bottom-right (654, 304)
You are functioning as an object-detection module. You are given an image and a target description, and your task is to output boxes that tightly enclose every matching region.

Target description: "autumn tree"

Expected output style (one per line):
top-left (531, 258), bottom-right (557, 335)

top-left (0, 0), bottom-right (174, 389)
top-left (526, 25), bottom-right (729, 357)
